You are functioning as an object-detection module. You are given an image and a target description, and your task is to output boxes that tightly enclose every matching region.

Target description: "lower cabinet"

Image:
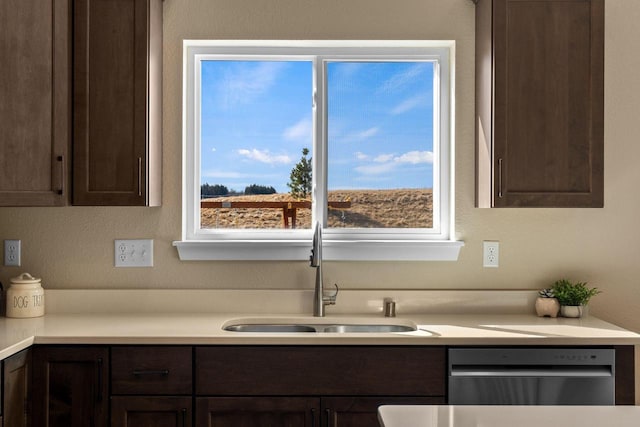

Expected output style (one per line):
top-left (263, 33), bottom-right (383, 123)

top-left (111, 396), bottom-right (192, 427)
top-left (32, 346), bottom-right (109, 427)
top-left (3, 348), bottom-right (31, 427)
top-left (323, 396), bottom-right (444, 427)
top-left (196, 397), bottom-right (318, 427)
top-left (195, 346), bottom-right (446, 427)
top-left (110, 346), bottom-right (193, 427)
top-left (17, 344), bottom-right (634, 427)
top-left (197, 396), bottom-right (443, 427)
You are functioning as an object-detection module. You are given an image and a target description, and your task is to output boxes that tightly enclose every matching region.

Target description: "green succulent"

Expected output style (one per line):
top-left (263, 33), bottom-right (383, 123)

top-left (551, 279), bottom-right (601, 306)
top-left (538, 288), bottom-right (555, 298)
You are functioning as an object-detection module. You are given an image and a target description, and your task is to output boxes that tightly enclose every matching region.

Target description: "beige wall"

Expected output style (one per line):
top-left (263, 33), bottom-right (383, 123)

top-left (1, 0), bottom-right (639, 332)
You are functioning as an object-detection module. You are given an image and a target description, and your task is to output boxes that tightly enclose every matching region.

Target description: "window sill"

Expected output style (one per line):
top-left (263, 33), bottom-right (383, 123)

top-left (172, 240), bottom-right (464, 261)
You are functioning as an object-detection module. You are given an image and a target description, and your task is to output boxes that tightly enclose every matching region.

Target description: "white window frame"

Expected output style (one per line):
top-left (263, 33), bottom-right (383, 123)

top-left (174, 40), bottom-right (463, 261)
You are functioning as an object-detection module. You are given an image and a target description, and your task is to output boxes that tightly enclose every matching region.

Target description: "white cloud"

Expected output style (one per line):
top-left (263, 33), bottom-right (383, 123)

top-left (283, 117), bottom-right (312, 142)
top-left (342, 127), bottom-right (380, 143)
top-left (355, 163), bottom-right (396, 175)
top-left (354, 150), bottom-right (433, 176)
top-left (237, 148), bottom-right (292, 165)
top-left (219, 62), bottom-right (286, 107)
top-left (378, 63), bottom-right (431, 93)
top-left (374, 153), bottom-right (395, 163)
top-left (354, 151), bottom-right (370, 161)
top-left (395, 150), bottom-right (434, 164)
top-left (390, 95), bottom-right (428, 115)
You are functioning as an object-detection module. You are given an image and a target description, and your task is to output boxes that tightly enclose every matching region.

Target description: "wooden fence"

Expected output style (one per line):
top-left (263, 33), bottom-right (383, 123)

top-left (200, 200), bottom-right (351, 229)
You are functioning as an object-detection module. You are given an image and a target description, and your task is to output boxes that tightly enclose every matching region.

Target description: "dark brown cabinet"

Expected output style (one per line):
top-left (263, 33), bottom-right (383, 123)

top-left (31, 346), bottom-right (109, 427)
top-left (476, 0), bottom-right (604, 207)
top-left (195, 346), bottom-right (446, 427)
top-left (196, 397), bottom-right (318, 427)
top-left (72, 0), bottom-right (162, 206)
top-left (18, 343), bottom-right (634, 426)
top-left (322, 397), bottom-right (443, 427)
top-left (0, 0), bottom-right (71, 206)
top-left (112, 396), bottom-right (192, 427)
top-left (3, 348), bottom-right (31, 427)
top-left (110, 346), bottom-right (193, 427)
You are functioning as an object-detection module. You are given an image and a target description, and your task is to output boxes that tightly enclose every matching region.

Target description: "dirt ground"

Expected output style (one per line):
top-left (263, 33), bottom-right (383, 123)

top-left (200, 189), bottom-right (433, 229)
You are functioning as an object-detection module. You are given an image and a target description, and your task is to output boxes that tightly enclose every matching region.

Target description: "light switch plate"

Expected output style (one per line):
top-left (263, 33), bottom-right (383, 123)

top-left (115, 239), bottom-right (153, 267)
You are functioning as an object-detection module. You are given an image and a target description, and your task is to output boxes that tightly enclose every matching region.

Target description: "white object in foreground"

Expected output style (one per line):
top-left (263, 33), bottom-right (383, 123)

top-left (378, 405), bottom-right (640, 427)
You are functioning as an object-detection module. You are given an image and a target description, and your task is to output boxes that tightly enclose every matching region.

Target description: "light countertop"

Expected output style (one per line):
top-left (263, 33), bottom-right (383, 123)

top-left (1, 312), bottom-right (638, 361)
top-left (378, 405), bottom-right (640, 427)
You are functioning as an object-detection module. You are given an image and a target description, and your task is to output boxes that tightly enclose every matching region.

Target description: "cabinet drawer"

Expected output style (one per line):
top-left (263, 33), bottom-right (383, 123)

top-left (196, 346), bottom-right (445, 396)
top-left (112, 346), bottom-right (192, 395)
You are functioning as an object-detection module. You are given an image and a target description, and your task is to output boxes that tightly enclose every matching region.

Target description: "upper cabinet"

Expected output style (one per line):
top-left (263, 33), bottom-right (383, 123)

top-left (476, 0), bottom-right (604, 207)
top-left (0, 0), bottom-right (71, 207)
top-left (73, 0), bottom-right (162, 206)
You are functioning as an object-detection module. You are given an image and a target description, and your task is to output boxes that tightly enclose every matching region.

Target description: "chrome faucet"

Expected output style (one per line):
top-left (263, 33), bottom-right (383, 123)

top-left (310, 222), bottom-right (338, 316)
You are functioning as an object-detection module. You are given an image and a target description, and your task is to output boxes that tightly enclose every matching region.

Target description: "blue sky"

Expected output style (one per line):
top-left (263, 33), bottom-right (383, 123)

top-left (200, 60), bottom-right (434, 193)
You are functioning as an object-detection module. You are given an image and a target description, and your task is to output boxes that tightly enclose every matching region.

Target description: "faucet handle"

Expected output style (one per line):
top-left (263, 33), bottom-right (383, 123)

top-left (323, 283), bottom-right (339, 305)
top-left (383, 298), bottom-right (396, 317)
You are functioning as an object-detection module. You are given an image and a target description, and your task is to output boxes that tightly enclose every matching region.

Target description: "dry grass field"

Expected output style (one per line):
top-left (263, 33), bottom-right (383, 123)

top-left (201, 189), bottom-right (433, 229)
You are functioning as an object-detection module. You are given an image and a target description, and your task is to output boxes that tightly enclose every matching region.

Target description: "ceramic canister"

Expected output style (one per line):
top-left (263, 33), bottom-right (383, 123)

top-left (6, 273), bottom-right (45, 318)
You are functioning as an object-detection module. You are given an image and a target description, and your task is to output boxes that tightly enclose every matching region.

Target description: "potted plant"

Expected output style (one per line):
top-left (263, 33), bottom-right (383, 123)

top-left (535, 288), bottom-right (560, 317)
top-left (551, 279), bottom-right (601, 318)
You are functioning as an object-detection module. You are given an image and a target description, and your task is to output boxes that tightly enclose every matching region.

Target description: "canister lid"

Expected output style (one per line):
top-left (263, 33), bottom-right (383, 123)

top-left (10, 272), bottom-right (41, 284)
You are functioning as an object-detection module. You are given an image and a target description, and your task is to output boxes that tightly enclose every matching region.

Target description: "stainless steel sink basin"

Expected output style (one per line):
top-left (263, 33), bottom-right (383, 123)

top-left (321, 324), bottom-right (415, 333)
top-left (223, 324), bottom-right (316, 333)
top-left (223, 321), bottom-right (417, 334)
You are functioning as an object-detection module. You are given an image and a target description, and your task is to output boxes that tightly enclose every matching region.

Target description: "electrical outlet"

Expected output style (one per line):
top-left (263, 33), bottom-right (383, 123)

top-left (4, 239), bottom-right (21, 266)
top-left (483, 241), bottom-right (499, 268)
top-left (115, 239), bottom-right (153, 267)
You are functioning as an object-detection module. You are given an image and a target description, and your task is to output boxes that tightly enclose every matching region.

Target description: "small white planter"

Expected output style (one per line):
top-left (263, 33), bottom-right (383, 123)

top-left (535, 297), bottom-right (560, 317)
top-left (560, 305), bottom-right (584, 318)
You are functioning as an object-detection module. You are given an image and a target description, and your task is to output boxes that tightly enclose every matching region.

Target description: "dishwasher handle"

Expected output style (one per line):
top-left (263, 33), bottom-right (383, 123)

top-left (450, 365), bottom-right (613, 377)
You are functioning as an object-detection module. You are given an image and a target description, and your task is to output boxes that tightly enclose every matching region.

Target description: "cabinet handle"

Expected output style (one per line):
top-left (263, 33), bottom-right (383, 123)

top-left (498, 157), bottom-right (504, 198)
top-left (181, 408), bottom-right (187, 427)
top-left (57, 155), bottom-right (64, 195)
top-left (132, 369), bottom-right (170, 376)
top-left (137, 157), bottom-right (143, 197)
top-left (311, 408), bottom-right (316, 427)
top-left (325, 409), bottom-right (331, 427)
top-left (97, 357), bottom-right (103, 402)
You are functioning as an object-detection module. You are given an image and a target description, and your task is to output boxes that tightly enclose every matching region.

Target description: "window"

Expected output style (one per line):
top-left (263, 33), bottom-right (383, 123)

top-left (176, 41), bottom-right (463, 261)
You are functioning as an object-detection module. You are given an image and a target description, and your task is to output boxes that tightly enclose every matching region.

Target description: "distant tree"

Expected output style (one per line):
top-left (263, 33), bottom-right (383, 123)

top-left (200, 183), bottom-right (229, 197)
top-left (244, 184), bottom-right (277, 195)
top-left (287, 148), bottom-right (312, 199)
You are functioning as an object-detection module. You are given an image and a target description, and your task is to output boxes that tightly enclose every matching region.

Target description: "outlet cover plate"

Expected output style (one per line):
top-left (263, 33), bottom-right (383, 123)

top-left (4, 239), bottom-right (21, 266)
top-left (483, 240), bottom-right (499, 268)
top-left (115, 239), bottom-right (153, 267)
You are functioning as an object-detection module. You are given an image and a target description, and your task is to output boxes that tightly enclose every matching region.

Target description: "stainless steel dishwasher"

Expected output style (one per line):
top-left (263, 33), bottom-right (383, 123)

top-left (448, 348), bottom-right (615, 405)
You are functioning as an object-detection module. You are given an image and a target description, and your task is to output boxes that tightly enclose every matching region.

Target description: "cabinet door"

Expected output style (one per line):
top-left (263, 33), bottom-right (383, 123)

top-left (3, 348), bottom-right (31, 427)
top-left (196, 346), bottom-right (445, 396)
top-left (111, 396), bottom-right (192, 427)
top-left (0, 0), bottom-right (70, 206)
top-left (322, 397), bottom-right (444, 427)
top-left (196, 397), bottom-right (319, 427)
top-left (73, 0), bottom-right (161, 206)
top-left (476, 0), bottom-right (604, 207)
top-left (32, 346), bottom-right (108, 427)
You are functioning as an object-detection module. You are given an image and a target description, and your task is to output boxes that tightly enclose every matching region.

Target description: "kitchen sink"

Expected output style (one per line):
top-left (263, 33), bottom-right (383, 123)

top-left (224, 324), bottom-right (317, 333)
top-left (321, 324), bottom-right (415, 333)
top-left (222, 320), bottom-right (418, 334)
